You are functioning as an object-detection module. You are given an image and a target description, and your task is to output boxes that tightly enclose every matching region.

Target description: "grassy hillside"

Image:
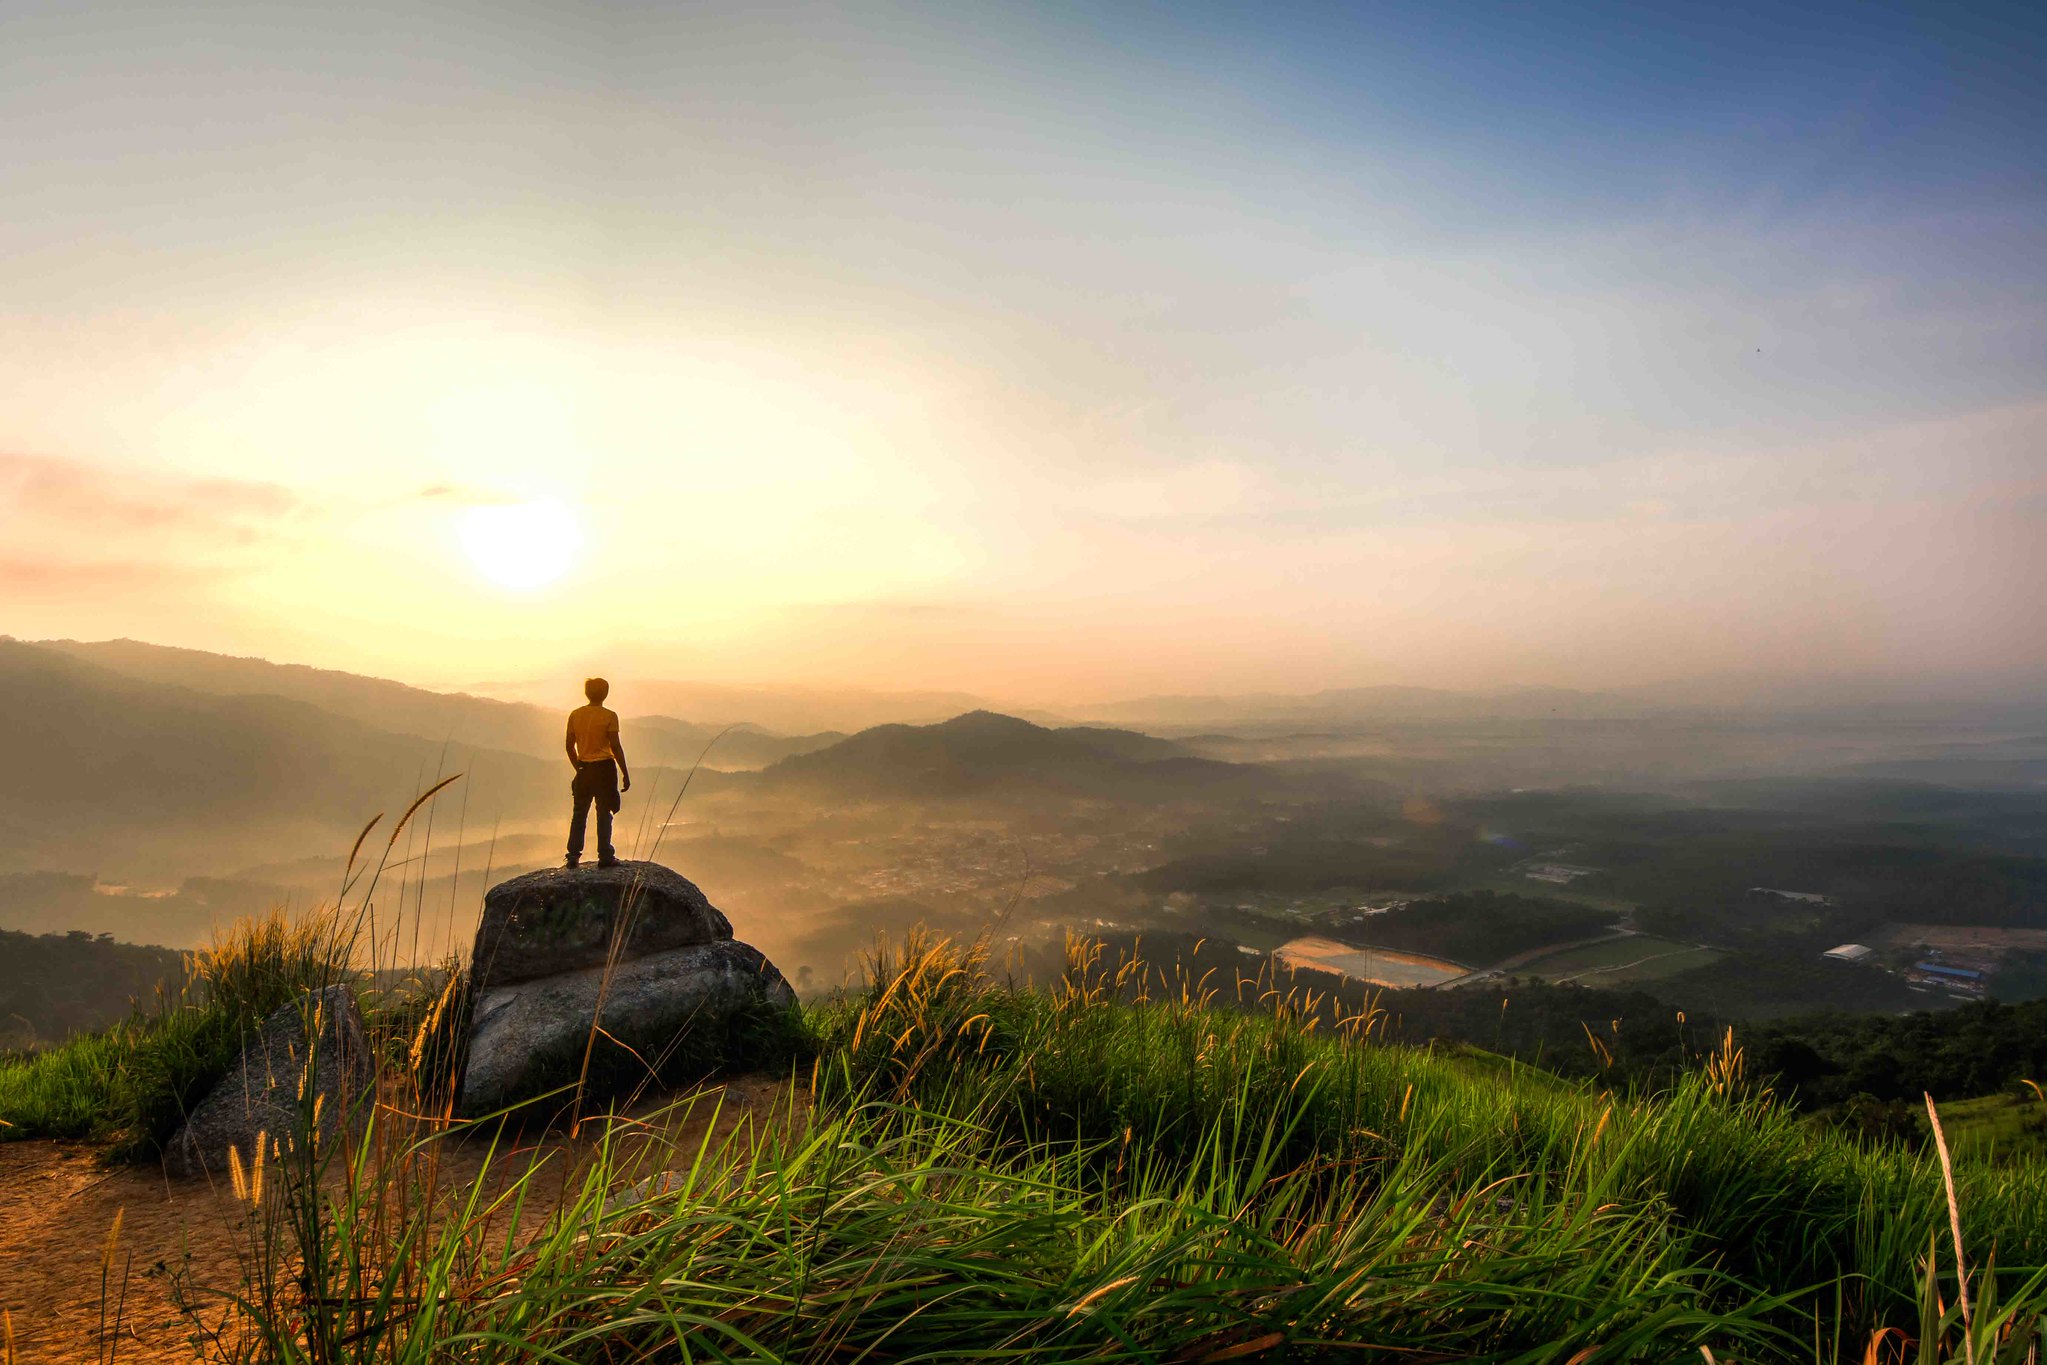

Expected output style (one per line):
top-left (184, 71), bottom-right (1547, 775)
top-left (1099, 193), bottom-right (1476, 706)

top-left (5, 919), bottom-right (2045, 1360)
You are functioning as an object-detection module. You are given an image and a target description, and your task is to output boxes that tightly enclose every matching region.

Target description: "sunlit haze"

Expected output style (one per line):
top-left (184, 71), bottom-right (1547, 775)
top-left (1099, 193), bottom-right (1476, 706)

top-left (4, 1), bottom-right (2042, 707)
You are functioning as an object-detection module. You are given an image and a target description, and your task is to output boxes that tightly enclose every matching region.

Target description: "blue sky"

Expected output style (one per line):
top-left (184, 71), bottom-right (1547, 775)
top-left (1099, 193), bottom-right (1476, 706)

top-left (1, 0), bottom-right (2041, 698)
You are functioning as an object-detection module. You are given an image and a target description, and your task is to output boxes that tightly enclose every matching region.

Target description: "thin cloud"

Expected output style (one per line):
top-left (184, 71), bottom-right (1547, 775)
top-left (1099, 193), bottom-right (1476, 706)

top-left (0, 453), bottom-right (308, 594)
top-left (0, 555), bottom-right (230, 596)
top-left (1, 453), bottom-right (300, 534)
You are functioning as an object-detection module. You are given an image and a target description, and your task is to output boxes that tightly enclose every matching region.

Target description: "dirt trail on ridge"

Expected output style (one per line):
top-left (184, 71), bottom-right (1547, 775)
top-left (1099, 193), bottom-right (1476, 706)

top-left (0, 1075), bottom-right (793, 1364)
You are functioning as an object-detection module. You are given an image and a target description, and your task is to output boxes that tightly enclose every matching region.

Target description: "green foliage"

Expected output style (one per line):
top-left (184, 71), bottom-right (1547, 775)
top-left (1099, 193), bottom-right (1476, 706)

top-left (1751, 998), bottom-right (2047, 1107)
top-left (0, 905), bottom-right (361, 1158)
top-left (1910, 1090), bottom-right (2047, 1166)
top-left (1343, 889), bottom-right (1613, 963)
top-left (1051, 929), bottom-right (1721, 1089)
top-left (0, 926), bottom-right (185, 1049)
top-left (810, 936), bottom-right (2047, 1327)
top-left (1651, 949), bottom-right (1932, 1018)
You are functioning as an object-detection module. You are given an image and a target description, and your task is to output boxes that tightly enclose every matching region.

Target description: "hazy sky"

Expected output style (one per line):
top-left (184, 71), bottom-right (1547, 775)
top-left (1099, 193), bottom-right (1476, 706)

top-left (3, 0), bottom-right (2042, 703)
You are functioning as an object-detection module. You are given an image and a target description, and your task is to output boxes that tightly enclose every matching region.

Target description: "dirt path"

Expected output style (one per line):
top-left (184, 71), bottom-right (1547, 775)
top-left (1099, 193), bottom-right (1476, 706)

top-left (1435, 930), bottom-right (1634, 988)
top-left (0, 1076), bottom-right (793, 1364)
top-left (1548, 944), bottom-right (1712, 985)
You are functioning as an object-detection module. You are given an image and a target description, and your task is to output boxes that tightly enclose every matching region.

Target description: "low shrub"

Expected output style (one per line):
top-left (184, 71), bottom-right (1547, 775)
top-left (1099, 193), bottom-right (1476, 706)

top-left (0, 905), bottom-right (362, 1158)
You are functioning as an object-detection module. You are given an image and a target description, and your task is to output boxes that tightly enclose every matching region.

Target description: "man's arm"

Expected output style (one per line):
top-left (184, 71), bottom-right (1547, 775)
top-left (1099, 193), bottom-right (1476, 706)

top-left (610, 724), bottom-right (630, 791)
top-left (565, 721), bottom-right (581, 768)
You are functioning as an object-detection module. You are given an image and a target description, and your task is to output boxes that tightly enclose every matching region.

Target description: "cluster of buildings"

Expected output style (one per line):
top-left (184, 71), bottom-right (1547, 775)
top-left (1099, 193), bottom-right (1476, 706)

top-left (1524, 863), bottom-right (1601, 885)
top-left (1905, 954), bottom-right (1990, 998)
top-left (1751, 887), bottom-right (1832, 905)
top-left (1822, 940), bottom-right (1992, 998)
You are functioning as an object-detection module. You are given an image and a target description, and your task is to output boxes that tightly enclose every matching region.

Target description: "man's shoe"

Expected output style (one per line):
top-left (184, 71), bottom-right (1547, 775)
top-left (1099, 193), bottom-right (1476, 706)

top-left (563, 855), bottom-right (581, 869)
top-left (597, 855), bottom-right (620, 869)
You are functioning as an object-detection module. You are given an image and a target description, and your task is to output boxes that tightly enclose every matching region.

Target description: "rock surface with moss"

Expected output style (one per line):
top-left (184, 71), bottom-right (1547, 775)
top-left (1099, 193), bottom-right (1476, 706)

top-left (456, 860), bottom-right (795, 1118)
top-left (469, 861), bottom-right (732, 993)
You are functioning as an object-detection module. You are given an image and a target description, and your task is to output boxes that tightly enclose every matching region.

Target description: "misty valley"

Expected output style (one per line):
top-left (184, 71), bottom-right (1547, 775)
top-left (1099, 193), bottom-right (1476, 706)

top-left (10, 636), bottom-right (2047, 1105)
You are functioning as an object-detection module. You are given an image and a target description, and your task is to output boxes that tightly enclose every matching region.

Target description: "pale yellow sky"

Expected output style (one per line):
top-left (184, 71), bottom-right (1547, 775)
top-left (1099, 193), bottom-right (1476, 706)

top-left (3, 2), bottom-right (2043, 705)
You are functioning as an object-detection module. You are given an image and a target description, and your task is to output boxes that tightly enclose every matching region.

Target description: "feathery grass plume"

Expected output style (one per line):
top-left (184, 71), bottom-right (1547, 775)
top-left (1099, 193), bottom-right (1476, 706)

top-left (96, 1206), bottom-right (127, 1365)
top-left (1705, 1025), bottom-right (1736, 1092)
top-left (1581, 1019), bottom-right (1614, 1069)
top-left (1926, 1092), bottom-right (1975, 1364)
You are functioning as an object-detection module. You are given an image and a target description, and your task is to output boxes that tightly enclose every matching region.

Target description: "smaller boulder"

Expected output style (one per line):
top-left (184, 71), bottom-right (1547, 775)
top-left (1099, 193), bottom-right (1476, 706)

top-left (164, 985), bottom-right (374, 1178)
top-left (470, 861), bottom-right (732, 995)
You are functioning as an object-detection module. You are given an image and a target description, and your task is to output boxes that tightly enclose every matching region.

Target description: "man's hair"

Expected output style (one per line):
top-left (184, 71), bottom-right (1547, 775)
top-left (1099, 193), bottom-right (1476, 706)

top-left (584, 677), bottom-right (610, 703)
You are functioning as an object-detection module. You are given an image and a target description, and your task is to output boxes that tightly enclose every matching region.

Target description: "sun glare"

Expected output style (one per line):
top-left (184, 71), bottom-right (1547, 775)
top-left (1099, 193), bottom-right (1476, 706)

top-left (458, 499), bottom-right (583, 591)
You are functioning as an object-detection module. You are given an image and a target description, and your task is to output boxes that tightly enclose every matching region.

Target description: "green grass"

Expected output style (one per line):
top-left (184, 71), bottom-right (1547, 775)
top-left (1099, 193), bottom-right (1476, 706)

top-left (10, 904), bottom-right (2047, 1360)
top-left (1519, 934), bottom-right (1725, 983)
top-left (1919, 1091), bottom-right (2047, 1165)
top-left (0, 905), bottom-right (362, 1158)
top-left (140, 931), bottom-right (2045, 1362)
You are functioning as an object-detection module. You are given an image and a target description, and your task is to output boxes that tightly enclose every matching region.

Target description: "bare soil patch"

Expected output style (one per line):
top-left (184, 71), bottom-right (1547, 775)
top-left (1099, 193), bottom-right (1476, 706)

top-left (0, 1075), bottom-right (794, 1364)
top-left (1875, 924), bottom-right (2047, 952)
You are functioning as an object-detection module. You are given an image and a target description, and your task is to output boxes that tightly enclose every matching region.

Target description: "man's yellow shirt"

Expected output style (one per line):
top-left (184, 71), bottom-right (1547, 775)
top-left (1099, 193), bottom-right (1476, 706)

top-left (567, 703), bottom-right (618, 763)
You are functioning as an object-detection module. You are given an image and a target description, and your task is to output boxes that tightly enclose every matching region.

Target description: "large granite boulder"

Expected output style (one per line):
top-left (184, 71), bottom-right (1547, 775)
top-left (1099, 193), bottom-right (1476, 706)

top-left (459, 940), bottom-right (796, 1115)
top-left (165, 985), bottom-right (374, 1178)
top-left (470, 861), bottom-right (730, 994)
top-left (456, 861), bottom-right (796, 1117)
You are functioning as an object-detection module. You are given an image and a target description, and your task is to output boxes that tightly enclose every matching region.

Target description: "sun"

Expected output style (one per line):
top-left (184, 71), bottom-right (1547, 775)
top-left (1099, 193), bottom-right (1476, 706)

top-left (458, 498), bottom-right (583, 591)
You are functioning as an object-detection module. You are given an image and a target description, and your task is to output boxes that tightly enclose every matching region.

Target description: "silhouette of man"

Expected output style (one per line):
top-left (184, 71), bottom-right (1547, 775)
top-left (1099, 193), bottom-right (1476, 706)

top-left (565, 677), bottom-right (631, 868)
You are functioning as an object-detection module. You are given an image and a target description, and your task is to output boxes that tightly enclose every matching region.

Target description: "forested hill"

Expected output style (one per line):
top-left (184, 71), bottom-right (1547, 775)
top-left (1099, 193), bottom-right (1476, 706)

top-left (759, 710), bottom-right (1234, 797)
top-left (0, 929), bottom-right (184, 1049)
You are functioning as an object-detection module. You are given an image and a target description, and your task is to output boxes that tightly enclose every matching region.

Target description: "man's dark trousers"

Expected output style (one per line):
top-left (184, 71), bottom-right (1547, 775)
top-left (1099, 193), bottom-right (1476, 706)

top-left (568, 758), bottom-right (619, 862)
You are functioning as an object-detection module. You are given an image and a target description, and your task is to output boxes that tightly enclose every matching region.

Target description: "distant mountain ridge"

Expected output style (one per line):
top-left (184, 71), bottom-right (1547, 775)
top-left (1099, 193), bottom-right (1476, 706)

top-left (38, 637), bottom-right (564, 755)
top-left (628, 716), bottom-right (846, 771)
top-left (30, 638), bottom-right (839, 770)
top-left (0, 639), bottom-right (563, 878)
top-left (478, 675), bottom-right (1000, 735)
top-left (1065, 685), bottom-right (1652, 729)
top-left (1067, 678), bottom-right (2047, 731)
top-left (0, 638), bottom-right (1241, 883)
top-left (761, 710), bottom-right (1238, 797)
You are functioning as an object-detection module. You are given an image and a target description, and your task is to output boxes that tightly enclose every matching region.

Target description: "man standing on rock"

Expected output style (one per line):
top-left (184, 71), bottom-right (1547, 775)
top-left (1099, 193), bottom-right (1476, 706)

top-left (565, 677), bottom-right (631, 868)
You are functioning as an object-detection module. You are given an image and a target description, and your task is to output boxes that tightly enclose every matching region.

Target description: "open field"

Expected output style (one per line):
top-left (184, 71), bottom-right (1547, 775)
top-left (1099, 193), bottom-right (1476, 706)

top-left (1274, 934), bottom-right (1465, 986)
top-left (1518, 933), bottom-right (1726, 983)
top-left (1877, 924), bottom-right (2047, 952)
top-left (1921, 1090), bottom-right (2047, 1166)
